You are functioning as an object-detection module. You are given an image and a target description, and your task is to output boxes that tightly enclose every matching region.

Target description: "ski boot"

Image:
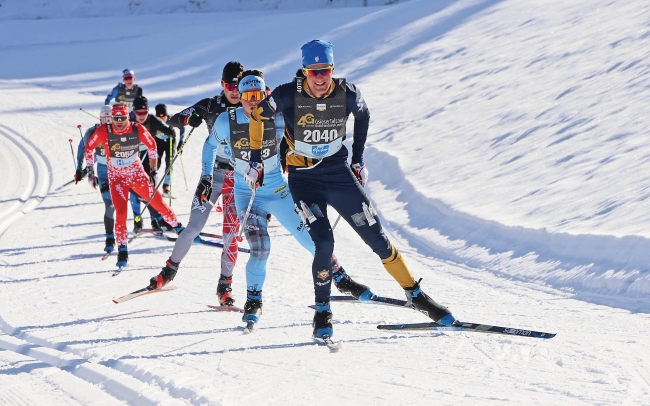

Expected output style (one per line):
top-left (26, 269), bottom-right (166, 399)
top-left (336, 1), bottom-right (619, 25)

top-left (133, 217), bottom-right (143, 233)
top-left (172, 222), bottom-right (185, 235)
top-left (217, 274), bottom-right (235, 306)
top-left (151, 215), bottom-right (165, 232)
top-left (333, 268), bottom-right (373, 301)
top-left (405, 279), bottom-right (456, 326)
top-left (162, 184), bottom-right (170, 195)
top-left (148, 258), bottom-right (178, 290)
top-left (242, 290), bottom-right (263, 324)
top-left (116, 245), bottom-right (128, 267)
top-left (104, 233), bottom-right (115, 253)
top-left (312, 302), bottom-right (333, 338)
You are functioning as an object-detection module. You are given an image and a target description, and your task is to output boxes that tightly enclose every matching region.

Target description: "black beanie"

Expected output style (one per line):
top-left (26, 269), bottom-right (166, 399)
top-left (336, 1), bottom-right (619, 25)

top-left (133, 96), bottom-right (148, 111)
top-left (222, 61), bottom-right (244, 83)
top-left (155, 103), bottom-right (168, 117)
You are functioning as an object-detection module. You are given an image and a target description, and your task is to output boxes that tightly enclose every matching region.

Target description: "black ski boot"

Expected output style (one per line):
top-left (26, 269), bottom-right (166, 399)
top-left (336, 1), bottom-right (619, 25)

top-left (333, 268), bottom-right (373, 301)
top-left (405, 279), bottom-right (456, 326)
top-left (133, 217), bottom-right (143, 233)
top-left (151, 215), bottom-right (165, 232)
top-left (148, 258), bottom-right (178, 290)
top-left (217, 274), bottom-right (235, 306)
top-left (242, 290), bottom-right (262, 323)
top-left (312, 302), bottom-right (333, 338)
top-left (104, 233), bottom-right (115, 253)
top-left (116, 245), bottom-right (128, 267)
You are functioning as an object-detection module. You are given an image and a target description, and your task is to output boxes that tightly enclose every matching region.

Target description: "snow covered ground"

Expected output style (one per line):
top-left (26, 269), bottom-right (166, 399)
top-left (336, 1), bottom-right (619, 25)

top-left (1, 0), bottom-right (650, 404)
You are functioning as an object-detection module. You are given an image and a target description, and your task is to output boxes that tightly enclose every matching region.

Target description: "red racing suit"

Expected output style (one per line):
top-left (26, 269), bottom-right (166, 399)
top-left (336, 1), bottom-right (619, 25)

top-left (85, 122), bottom-right (178, 246)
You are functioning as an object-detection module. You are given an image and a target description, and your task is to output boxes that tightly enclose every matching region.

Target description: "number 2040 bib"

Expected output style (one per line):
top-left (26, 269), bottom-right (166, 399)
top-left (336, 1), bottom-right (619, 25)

top-left (293, 78), bottom-right (347, 159)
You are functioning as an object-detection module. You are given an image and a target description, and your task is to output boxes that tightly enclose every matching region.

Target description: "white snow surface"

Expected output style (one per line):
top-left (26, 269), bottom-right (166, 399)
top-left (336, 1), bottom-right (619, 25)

top-left (1, 0), bottom-right (650, 404)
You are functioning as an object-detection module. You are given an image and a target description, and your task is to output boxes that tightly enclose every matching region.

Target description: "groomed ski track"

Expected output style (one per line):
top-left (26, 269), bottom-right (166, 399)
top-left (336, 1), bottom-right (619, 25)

top-left (1, 0), bottom-right (650, 404)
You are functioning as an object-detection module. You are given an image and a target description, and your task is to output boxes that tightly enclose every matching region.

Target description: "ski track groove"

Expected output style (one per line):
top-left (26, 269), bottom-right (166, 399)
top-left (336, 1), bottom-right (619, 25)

top-left (0, 124), bottom-right (201, 405)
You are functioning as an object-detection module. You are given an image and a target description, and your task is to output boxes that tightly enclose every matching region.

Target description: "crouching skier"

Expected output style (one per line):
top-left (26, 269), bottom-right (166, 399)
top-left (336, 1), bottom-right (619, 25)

top-left (210, 70), bottom-right (372, 332)
top-left (247, 40), bottom-right (457, 339)
top-left (85, 102), bottom-right (184, 268)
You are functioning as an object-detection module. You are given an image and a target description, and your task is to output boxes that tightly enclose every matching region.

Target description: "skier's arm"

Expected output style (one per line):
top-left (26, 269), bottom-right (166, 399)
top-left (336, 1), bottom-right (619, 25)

top-left (76, 126), bottom-right (94, 170)
top-left (202, 114), bottom-right (227, 176)
top-left (169, 98), bottom-right (210, 129)
top-left (136, 86), bottom-right (143, 98)
top-left (347, 83), bottom-right (370, 165)
top-left (250, 89), bottom-right (284, 162)
top-left (137, 124), bottom-right (159, 170)
top-left (84, 126), bottom-right (105, 167)
top-left (104, 84), bottom-right (119, 105)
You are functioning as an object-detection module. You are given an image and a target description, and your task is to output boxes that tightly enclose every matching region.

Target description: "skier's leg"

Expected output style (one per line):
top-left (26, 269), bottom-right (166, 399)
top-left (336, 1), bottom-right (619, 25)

top-left (131, 171), bottom-right (179, 228)
top-left (168, 169), bottom-right (225, 263)
top-left (108, 177), bottom-right (130, 247)
top-left (220, 170), bottom-right (239, 277)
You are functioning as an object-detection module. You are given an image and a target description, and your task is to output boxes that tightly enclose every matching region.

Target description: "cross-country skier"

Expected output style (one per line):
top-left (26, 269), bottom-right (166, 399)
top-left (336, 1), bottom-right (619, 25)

top-left (133, 95), bottom-right (177, 204)
top-left (104, 69), bottom-right (143, 108)
top-left (154, 103), bottom-right (184, 195)
top-left (204, 70), bottom-right (371, 330)
top-left (85, 102), bottom-right (184, 267)
top-left (147, 62), bottom-right (244, 298)
top-left (246, 40), bottom-right (457, 338)
top-left (74, 105), bottom-right (116, 253)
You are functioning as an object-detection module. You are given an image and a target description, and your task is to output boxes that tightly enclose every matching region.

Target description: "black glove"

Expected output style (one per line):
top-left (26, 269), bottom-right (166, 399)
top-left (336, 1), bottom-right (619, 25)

top-left (149, 168), bottom-right (158, 185)
top-left (186, 113), bottom-right (202, 128)
top-left (74, 169), bottom-right (84, 184)
top-left (195, 175), bottom-right (213, 205)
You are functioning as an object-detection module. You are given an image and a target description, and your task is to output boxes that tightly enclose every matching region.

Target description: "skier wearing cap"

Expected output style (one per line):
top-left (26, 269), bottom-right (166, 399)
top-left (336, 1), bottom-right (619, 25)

top-left (85, 102), bottom-right (184, 267)
top-left (194, 70), bottom-right (372, 330)
top-left (247, 40), bottom-right (457, 338)
top-left (147, 62), bottom-right (243, 295)
top-left (104, 69), bottom-right (143, 108)
top-left (132, 96), bottom-right (177, 199)
top-left (154, 103), bottom-right (184, 195)
top-left (74, 105), bottom-right (117, 254)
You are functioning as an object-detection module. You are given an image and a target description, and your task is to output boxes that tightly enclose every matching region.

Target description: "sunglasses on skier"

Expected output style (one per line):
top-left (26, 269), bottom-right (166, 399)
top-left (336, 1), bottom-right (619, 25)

top-left (134, 110), bottom-right (148, 116)
top-left (240, 90), bottom-right (266, 102)
top-left (223, 81), bottom-right (238, 91)
top-left (123, 75), bottom-right (134, 81)
top-left (302, 66), bottom-right (334, 77)
top-left (112, 115), bottom-right (129, 122)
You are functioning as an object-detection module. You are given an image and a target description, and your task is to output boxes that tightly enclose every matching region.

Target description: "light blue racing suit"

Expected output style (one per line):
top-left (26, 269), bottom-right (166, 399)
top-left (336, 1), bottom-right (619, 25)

top-left (207, 109), bottom-right (313, 292)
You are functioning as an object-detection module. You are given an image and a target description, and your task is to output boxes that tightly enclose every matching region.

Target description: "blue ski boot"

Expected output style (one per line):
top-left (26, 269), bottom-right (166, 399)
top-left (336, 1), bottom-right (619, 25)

top-left (172, 223), bottom-right (185, 235)
top-left (116, 245), bottom-right (128, 267)
top-left (104, 233), bottom-right (115, 253)
top-left (312, 302), bottom-right (333, 338)
top-left (243, 290), bottom-right (262, 324)
top-left (405, 279), bottom-right (456, 326)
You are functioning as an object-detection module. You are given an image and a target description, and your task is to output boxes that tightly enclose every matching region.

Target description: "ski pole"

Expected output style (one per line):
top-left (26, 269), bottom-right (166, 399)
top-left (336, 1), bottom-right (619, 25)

top-left (77, 124), bottom-right (83, 140)
top-left (332, 214), bottom-right (342, 230)
top-left (68, 139), bottom-right (77, 171)
top-left (180, 154), bottom-right (188, 191)
top-left (140, 128), bottom-right (195, 214)
top-left (79, 107), bottom-right (99, 120)
top-left (236, 186), bottom-right (257, 242)
top-left (168, 138), bottom-right (173, 205)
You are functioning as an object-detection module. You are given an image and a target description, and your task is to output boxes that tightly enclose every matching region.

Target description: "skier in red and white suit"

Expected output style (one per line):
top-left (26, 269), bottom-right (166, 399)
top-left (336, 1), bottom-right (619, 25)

top-left (85, 103), bottom-right (183, 267)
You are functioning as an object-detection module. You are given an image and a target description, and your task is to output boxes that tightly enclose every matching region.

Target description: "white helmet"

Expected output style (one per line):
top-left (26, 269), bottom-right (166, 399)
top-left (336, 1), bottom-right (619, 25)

top-left (99, 105), bottom-right (112, 124)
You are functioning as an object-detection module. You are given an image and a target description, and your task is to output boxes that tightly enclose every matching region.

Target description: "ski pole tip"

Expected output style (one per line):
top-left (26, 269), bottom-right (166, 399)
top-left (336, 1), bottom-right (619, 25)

top-left (77, 124), bottom-right (82, 128)
top-left (68, 138), bottom-right (73, 143)
top-left (236, 236), bottom-right (243, 242)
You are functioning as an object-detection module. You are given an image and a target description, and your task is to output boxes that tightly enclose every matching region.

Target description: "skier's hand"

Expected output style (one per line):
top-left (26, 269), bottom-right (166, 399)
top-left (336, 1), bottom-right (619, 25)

top-left (244, 161), bottom-right (264, 190)
top-left (74, 169), bottom-right (84, 184)
top-left (350, 163), bottom-right (369, 187)
top-left (149, 168), bottom-right (158, 186)
top-left (185, 113), bottom-right (202, 128)
top-left (87, 169), bottom-right (98, 189)
top-left (194, 175), bottom-right (213, 205)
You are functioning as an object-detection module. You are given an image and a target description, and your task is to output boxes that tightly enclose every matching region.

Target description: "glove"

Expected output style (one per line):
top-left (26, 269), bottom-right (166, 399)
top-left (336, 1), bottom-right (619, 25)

top-left (87, 169), bottom-right (98, 189)
top-left (194, 175), bottom-right (213, 205)
top-left (244, 161), bottom-right (264, 190)
top-left (350, 163), bottom-right (369, 187)
top-left (74, 169), bottom-right (84, 184)
top-left (185, 113), bottom-right (202, 128)
top-left (149, 168), bottom-right (158, 185)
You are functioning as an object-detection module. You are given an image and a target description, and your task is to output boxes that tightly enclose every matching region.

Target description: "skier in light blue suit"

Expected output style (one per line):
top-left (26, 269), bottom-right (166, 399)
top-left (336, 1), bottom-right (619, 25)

top-left (205, 70), bottom-right (371, 329)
